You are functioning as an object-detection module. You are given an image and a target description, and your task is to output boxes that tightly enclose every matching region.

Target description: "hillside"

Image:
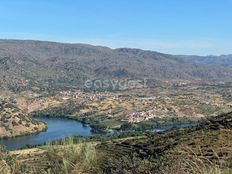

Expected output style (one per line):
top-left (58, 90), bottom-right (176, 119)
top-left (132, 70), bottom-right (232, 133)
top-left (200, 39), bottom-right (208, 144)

top-left (1, 39), bottom-right (232, 92)
top-left (1, 111), bottom-right (232, 173)
top-left (97, 112), bottom-right (232, 173)
top-left (0, 100), bottom-right (46, 138)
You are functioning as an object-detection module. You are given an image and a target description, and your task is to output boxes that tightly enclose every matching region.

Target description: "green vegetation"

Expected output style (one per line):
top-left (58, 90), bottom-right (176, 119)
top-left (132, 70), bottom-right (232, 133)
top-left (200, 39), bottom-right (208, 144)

top-left (196, 103), bottom-right (221, 115)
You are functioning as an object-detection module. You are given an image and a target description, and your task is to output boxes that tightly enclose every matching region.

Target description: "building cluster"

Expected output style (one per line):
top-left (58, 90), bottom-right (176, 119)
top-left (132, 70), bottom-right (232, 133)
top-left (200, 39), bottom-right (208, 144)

top-left (60, 90), bottom-right (100, 101)
top-left (124, 111), bottom-right (155, 123)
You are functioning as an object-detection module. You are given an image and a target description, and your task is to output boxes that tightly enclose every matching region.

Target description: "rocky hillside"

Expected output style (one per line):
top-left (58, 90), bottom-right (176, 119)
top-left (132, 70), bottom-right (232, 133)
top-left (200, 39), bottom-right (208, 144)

top-left (1, 39), bottom-right (232, 92)
top-left (0, 100), bottom-right (46, 138)
top-left (97, 112), bottom-right (232, 173)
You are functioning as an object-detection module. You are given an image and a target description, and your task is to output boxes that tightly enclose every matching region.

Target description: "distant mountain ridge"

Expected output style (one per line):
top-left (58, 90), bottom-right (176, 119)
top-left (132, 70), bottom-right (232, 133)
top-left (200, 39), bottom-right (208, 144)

top-left (0, 39), bottom-right (232, 92)
top-left (179, 54), bottom-right (232, 67)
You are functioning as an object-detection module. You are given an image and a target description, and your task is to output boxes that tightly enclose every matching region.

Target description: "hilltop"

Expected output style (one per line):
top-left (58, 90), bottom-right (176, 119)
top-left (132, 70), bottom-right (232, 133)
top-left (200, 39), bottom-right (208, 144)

top-left (0, 100), bottom-right (46, 138)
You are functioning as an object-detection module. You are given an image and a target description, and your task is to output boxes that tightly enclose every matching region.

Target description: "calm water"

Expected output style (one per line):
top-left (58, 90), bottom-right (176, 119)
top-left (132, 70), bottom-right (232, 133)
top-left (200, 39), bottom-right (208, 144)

top-left (0, 117), bottom-right (93, 150)
top-left (0, 117), bottom-right (195, 150)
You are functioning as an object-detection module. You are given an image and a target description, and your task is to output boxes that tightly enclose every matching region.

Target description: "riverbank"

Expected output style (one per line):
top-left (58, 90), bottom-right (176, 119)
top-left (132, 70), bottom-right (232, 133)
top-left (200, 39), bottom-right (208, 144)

top-left (0, 115), bottom-right (198, 150)
top-left (0, 125), bottom-right (48, 140)
top-left (0, 117), bottom-right (93, 150)
top-left (31, 110), bottom-right (200, 134)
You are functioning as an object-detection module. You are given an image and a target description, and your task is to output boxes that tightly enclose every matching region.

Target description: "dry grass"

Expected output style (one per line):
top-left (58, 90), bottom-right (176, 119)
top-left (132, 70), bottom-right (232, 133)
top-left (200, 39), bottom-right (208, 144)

top-left (1, 138), bottom-right (102, 174)
top-left (42, 138), bottom-right (102, 174)
top-left (161, 146), bottom-right (232, 174)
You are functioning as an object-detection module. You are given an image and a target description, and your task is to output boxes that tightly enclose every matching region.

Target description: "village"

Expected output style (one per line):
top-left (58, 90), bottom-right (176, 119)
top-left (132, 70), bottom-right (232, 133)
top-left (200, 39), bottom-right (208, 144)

top-left (123, 111), bottom-right (156, 123)
top-left (14, 82), bottom-right (232, 126)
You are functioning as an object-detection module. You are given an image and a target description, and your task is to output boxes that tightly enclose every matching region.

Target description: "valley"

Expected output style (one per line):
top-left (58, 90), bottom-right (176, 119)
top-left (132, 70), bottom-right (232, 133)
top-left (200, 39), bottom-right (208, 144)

top-left (0, 40), bottom-right (232, 174)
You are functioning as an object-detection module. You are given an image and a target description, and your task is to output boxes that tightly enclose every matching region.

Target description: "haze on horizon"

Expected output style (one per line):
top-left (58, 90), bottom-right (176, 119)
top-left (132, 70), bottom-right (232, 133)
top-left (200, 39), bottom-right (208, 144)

top-left (0, 0), bottom-right (231, 56)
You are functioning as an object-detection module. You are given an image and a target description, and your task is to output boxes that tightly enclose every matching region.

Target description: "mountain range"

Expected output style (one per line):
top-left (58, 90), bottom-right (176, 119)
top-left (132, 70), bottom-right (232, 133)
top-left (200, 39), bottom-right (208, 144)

top-left (0, 39), bottom-right (232, 92)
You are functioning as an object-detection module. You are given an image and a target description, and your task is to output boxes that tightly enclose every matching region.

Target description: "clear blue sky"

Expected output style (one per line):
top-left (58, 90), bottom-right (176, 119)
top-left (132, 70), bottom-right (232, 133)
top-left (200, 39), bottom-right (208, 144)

top-left (0, 0), bottom-right (231, 55)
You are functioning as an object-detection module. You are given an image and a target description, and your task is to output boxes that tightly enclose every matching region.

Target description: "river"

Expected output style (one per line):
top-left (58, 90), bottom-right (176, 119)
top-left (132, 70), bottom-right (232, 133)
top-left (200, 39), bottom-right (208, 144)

top-left (0, 117), bottom-right (93, 150)
top-left (0, 117), bottom-right (195, 150)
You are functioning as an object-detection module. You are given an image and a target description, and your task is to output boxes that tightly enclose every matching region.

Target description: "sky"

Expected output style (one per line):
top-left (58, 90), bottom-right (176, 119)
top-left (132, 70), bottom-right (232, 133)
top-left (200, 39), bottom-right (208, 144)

top-left (0, 0), bottom-right (232, 55)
